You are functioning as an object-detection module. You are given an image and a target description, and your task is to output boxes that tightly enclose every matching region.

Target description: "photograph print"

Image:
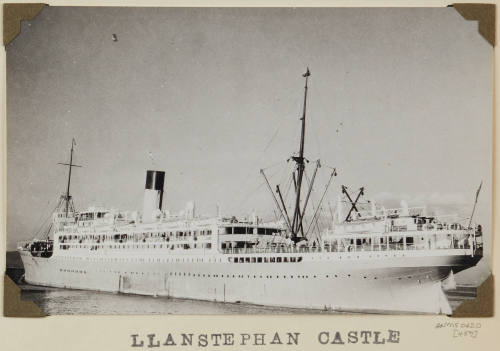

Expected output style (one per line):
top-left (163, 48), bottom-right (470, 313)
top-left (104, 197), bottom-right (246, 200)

top-left (5, 6), bottom-right (493, 315)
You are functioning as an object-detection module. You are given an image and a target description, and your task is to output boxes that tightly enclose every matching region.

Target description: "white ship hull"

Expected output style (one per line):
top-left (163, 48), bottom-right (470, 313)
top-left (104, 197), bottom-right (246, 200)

top-left (20, 249), bottom-right (479, 314)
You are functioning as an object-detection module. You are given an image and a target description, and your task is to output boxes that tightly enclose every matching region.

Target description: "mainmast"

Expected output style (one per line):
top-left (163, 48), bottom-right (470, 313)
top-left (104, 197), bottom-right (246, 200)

top-left (58, 138), bottom-right (81, 217)
top-left (261, 68), bottom-right (335, 243)
top-left (290, 68), bottom-right (311, 241)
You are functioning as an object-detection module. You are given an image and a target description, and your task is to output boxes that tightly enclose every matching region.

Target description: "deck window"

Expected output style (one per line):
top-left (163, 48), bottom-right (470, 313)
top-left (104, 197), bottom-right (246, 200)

top-left (234, 227), bottom-right (246, 234)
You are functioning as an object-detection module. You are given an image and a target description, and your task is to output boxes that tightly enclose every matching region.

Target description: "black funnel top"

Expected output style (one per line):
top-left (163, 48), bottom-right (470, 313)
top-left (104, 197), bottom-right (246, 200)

top-left (145, 170), bottom-right (165, 191)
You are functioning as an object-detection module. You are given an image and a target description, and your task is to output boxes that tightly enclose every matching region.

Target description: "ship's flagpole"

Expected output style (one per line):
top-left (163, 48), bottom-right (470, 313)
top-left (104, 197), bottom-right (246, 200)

top-left (467, 181), bottom-right (483, 229)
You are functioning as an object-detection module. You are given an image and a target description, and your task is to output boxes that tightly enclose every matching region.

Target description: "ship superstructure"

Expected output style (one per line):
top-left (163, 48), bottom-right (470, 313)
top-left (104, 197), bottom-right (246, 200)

top-left (322, 186), bottom-right (483, 255)
top-left (18, 70), bottom-right (483, 314)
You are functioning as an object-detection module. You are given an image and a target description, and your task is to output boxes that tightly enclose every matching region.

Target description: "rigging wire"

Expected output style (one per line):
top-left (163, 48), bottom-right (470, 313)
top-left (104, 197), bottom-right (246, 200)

top-left (303, 170), bottom-right (323, 237)
top-left (305, 85), bottom-right (324, 163)
top-left (305, 168), bottom-right (336, 238)
top-left (235, 180), bottom-right (267, 211)
top-left (278, 160), bottom-right (294, 188)
top-left (262, 126), bottom-right (280, 153)
top-left (44, 222), bottom-right (54, 240)
top-left (235, 160), bottom-right (288, 214)
top-left (328, 201), bottom-right (336, 223)
top-left (31, 198), bottom-right (57, 235)
top-left (32, 198), bottom-right (62, 240)
top-left (261, 159), bottom-right (287, 172)
top-left (283, 172), bottom-right (294, 205)
top-left (232, 79), bottom-right (309, 214)
top-left (232, 122), bottom-right (287, 213)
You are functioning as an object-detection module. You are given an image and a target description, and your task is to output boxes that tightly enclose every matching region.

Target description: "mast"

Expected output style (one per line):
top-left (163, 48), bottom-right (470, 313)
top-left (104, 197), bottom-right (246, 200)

top-left (58, 138), bottom-right (82, 217)
top-left (468, 181), bottom-right (482, 229)
top-left (261, 69), bottom-right (332, 242)
top-left (290, 68), bottom-right (310, 241)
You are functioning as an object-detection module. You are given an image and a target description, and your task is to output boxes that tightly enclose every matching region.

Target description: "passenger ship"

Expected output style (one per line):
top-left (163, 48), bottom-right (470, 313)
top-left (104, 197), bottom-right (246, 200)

top-left (18, 70), bottom-right (483, 314)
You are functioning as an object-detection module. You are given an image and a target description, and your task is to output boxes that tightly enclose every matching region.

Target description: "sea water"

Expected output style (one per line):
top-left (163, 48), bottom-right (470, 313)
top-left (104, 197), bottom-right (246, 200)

top-left (20, 287), bottom-right (339, 315)
top-left (19, 285), bottom-right (474, 315)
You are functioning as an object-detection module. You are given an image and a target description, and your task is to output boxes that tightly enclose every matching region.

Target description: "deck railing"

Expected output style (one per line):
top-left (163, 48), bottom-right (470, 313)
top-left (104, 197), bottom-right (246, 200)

top-left (221, 230), bottom-right (479, 255)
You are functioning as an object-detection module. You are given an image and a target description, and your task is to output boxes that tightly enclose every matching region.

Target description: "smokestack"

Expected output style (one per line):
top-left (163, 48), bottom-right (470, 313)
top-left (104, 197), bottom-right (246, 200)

top-left (142, 170), bottom-right (165, 223)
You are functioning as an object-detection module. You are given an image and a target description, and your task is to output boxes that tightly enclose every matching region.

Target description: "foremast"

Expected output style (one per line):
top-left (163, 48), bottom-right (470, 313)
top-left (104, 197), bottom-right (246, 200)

top-left (49, 138), bottom-right (82, 235)
top-left (57, 138), bottom-right (81, 217)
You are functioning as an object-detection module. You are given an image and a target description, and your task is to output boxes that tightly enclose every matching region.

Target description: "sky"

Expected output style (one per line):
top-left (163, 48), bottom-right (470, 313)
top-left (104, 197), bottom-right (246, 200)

top-left (6, 5), bottom-right (492, 274)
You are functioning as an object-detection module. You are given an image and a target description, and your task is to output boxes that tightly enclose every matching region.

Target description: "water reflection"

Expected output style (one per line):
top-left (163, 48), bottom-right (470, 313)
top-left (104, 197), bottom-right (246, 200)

top-left (20, 288), bottom-right (340, 315)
